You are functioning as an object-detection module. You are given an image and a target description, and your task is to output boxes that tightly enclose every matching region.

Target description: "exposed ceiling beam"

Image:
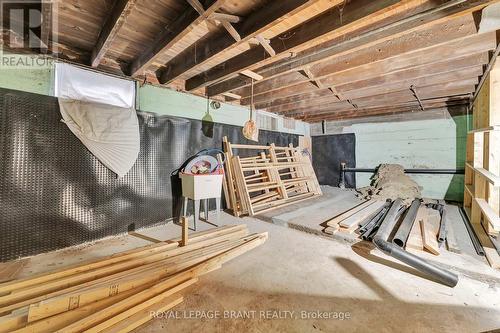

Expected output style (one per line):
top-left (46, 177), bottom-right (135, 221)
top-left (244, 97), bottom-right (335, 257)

top-left (302, 99), bottom-right (470, 122)
top-left (187, 0), bottom-right (240, 41)
top-left (206, 0), bottom-right (495, 97)
top-left (157, 0), bottom-right (315, 85)
top-left (236, 14), bottom-right (481, 101)
top-left (129, 0), bottom-right (225, 76)
top-left (273, 68), bottom-right (481, 115)
top-left (189, 0), bottom-right (409, 91)
top-left (251, 32), bottom-right (495, 109)
top-left (91, 0), bottom-right (138, 68)
top-left (472, 32), bottom-right (500, 104)
top-left (271, 79), bottom-right (477, 117)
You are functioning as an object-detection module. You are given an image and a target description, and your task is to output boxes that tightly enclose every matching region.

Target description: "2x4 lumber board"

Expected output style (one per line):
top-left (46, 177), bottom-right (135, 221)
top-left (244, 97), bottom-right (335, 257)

top-left (25, 235), bottom-right (261, 322)
top-left (157, 0), bottom-right (313, 84)
top-left (421, 209), bottom-right (440, 255)
top-left (339, 201), bottom-right (386, 229)
top-left (232, 156), bottom-right (253, 215)
top-left (60, 278), bottom-right (197, 332)
top-left (210, 12), bottom-right (241, 23)
top-left (217, 154), bottom-right (231, 211)
top-left (475, 167), bottom-right (500, 186)
top-left (0, 225), bottom-right (245, 295)
top-left (241, 70), bottom-right (264, 81)
top-left (91, 0), bottom-right (138, 67)
top-left (445, 218), bottom-right (461, 254)
top-left (99, 295), bottom-right (183, 333)
top-left (0, 260), bottom-right (28, 284)
top-left (209, 0), bottom-right (493, 97)
top-left (181, 216), bottom-right (189, 247)
top-left (326, 200), bottom-right (375, 227)
top-left (128, 232), bottom-right (162, 243)
top-left (468, 126), bottom-right (500, 133)
top-left (191, 0), bottom-right (413, 91)
top-left (406, 205), bottom-right (426, 253)
top-left (129, 0), bottom-right (226, 76)
top-left (0, 228), bottom-right (249, 314)
top-left (99, 296), bottom-right (184, 333)
top-left (7, 284), bottom-right (151, 333)
top-left (475, 198), bottom-right (500, 232)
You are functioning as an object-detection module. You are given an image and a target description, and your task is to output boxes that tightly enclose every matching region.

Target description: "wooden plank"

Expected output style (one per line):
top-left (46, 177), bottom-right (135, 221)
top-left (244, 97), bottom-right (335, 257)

top-left (240, 70), bottom-right (263, 81)
top-left (0, 228), bottom-right (249, 315)
top-left (255, 35), bottom-right (276, 57)
top-left (157, 0), bottom-right (312, 84)
top-left (475, 198), bottom-right (500, 233)
top-left (325, 200), bottom-right (375, 227)
top-left (129, 0), bottom-right (226, 76)
top-left (99, 296), bottom-right (183, 333)
top-left (24, 235), bottom-right (260, 322)
top-left (128, 232), bottom-right (162, 243)
top-left (91, 0), bottom-right (138, 67)
top-left (421, 209), bottom-right (440, 255)
top-left (181, 216), bottom-right (189, 247)
top-left (471, 220), bottom-right (500, 269)
top-left (339, 201), bottom-right (386, 230)
top-left (59, 278), bottom-right (197, 332)
top-left (207, 0), bottom-right (493, 96)
top-left (0, 260), bottom-right (28, 284)
top-left (406, 206), bottom-right (426, 253)
top-left (0, 225), bottom-right (245, 296)
top-left (476, 168), bottom-right (500, 186)
top-left (217, 153), bottom-right (231, 211)
top-left (210, 12), bottom-right (241, 23)
top-left (445, 219), bottom-right (461, 254)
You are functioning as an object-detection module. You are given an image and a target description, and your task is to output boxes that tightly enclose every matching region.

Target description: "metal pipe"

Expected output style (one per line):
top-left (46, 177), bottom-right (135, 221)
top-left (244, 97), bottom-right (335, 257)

top-left (359, 202), bottom-right (390, 234)
top-left (373, 198), bottom-right (459, 288)
top-left (438, 206), bottom-right (448, 243)
top-left (343, 167), bottom-right (465, 175)
top-left (459, 207), bottom-right (485, 256)
top-left (393, 199), bottom-right (421, 247)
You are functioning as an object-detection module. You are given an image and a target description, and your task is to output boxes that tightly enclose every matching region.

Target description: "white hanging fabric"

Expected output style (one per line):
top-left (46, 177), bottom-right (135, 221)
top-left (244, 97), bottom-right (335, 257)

top-left (55, 62), bottom-right (135, 109)
top-left (58, 98), bottom-right (140, 178)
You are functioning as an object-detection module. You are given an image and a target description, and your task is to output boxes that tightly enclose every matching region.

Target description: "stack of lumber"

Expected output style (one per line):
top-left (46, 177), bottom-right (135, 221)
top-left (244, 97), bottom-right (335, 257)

top-left (324, 200), bottom-right (385, 235)
top-left (221, 136), bottom-right (322, 216)
top-left (0, 225), bottom-right (267, 333)
top-left (324, 201), bottom-right (464, 258)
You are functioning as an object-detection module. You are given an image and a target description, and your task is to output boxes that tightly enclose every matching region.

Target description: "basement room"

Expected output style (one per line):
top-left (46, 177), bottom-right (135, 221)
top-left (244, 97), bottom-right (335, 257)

top-left (1, 0), bottom-right (500, 332)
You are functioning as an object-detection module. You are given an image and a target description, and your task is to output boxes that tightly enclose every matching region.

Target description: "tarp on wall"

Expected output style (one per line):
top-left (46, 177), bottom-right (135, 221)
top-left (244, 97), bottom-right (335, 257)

top-left (59, 98), bottom-right (140, 177)
top-left (0, 88), bottom-right (298, 261)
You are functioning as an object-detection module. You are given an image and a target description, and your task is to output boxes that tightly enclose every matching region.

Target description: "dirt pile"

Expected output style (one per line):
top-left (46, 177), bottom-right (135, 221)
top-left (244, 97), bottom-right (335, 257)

top-left (357, 164), bottom-right (422, 204)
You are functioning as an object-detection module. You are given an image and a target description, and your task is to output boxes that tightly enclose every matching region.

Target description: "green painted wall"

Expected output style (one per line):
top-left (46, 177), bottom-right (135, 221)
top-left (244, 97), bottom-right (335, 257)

top-left (311, 111), bottom-right (469, 201)
top-left (0, 55), bottom-right (54, 95)
top-left (353, 115), bottom-right (468, 202)
top-left (0, 58), bottom-right (309, 135)
top-left (137, 84), bottom-right (309, 135)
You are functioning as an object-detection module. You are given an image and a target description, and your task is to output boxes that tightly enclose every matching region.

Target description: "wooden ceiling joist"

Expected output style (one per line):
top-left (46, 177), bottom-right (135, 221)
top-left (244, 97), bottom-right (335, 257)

top-left (157, 0), bottom-right (315, 85)
top-left (272, 78), bottom-right (478, 118)
top-left (236, 14), bottom-right (482, 101)
top-left (250, 31), bottom-right (495, 111)
top-left (91, 0), bottom-right (138, 68)
top-left (129, 0), bottom-right (226, 77)
top-left (189, 0), bottom-right (417, 92)
top-left (206, 0), bottom-right (495, 98)
top-left (302, 99), bottom-right (470, 122)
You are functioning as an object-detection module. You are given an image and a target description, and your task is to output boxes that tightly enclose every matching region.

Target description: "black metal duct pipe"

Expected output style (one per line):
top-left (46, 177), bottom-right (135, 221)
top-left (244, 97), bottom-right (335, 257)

top-left (393, 199), bottom-right (421, 247)
top-left (459, 207), bottom-right (485, 256)
top-left (373, 199), bottom-right (459, 288)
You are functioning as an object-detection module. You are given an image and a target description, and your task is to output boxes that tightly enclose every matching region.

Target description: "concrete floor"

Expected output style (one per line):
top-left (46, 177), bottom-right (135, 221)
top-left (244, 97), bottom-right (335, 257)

top-left (15, 193), bottom-right (500, 333)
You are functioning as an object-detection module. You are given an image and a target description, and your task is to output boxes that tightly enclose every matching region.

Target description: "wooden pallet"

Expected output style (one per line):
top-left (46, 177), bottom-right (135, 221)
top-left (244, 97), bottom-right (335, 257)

top-left (0, 225), bottom-right (267, 332)
top-left (222, 137), bottom-right (322, 216)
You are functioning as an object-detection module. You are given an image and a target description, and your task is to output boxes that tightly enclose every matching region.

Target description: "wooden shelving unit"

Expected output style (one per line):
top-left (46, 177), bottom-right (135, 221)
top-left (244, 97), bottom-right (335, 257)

top-left (463, 62), bottom-right (500, 269)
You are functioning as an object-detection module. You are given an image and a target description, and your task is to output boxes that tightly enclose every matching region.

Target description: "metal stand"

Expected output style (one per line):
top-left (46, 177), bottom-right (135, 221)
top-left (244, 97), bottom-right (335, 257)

top-left (182, 197), bottom-right (221, 231)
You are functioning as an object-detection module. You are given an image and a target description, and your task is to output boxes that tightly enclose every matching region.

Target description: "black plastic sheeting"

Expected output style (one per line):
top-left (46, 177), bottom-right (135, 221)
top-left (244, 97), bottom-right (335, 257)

top-left (312, 134), bottom-right (356, 188)
top-left (0, 88), bottom-right (298, 261)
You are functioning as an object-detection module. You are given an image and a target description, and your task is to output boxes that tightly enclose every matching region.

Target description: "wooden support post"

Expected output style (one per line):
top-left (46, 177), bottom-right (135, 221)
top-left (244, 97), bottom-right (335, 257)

top-left (181, 216), bottom-right (189, 247)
